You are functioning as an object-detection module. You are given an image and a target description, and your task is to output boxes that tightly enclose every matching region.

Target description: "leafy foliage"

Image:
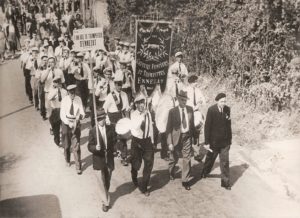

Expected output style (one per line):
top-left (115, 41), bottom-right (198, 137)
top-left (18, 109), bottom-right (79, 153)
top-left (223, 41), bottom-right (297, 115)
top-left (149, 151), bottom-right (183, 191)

top-left (106, 0), bottom-right (300, 111)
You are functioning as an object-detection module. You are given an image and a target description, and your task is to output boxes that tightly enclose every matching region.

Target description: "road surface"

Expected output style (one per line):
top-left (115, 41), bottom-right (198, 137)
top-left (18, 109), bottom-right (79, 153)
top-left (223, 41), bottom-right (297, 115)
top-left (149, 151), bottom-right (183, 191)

top-left (0, 57), bottom-right (300, 218)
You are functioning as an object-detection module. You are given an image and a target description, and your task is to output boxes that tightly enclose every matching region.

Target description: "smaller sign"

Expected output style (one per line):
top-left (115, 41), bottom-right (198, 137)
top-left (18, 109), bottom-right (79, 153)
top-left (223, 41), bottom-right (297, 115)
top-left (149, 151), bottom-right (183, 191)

top-left (73, 28), bottom-right (105, 52)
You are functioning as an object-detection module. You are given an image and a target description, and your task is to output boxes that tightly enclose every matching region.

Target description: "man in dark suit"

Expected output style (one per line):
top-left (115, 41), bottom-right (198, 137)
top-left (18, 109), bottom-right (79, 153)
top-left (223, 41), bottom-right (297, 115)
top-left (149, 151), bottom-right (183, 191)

top-left (88, 108), bottom-right (116, 212)
top-left (202, 93), bottom-right (232, 190)
top-left (166, 90), bottom-right (198, 190)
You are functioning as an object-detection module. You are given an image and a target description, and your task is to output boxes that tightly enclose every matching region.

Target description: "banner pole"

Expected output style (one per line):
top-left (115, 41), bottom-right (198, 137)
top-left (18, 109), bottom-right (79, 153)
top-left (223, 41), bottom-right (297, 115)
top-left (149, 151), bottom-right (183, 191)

top-left (90, 51), bottom-right (100, 148)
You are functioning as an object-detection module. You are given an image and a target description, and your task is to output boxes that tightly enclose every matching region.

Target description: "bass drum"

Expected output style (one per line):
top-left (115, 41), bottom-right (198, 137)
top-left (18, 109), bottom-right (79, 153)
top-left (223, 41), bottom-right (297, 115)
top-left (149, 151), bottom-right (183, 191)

top-left (115, 118), bottom-right (132, 140)
top-left (155, 93), bottom-right (176, 133)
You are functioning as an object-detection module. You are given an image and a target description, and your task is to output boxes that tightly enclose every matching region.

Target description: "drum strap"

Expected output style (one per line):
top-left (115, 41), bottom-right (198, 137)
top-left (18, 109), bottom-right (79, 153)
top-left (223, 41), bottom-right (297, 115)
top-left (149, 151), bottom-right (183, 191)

top-left (112, 91), bottom-right (123, 112)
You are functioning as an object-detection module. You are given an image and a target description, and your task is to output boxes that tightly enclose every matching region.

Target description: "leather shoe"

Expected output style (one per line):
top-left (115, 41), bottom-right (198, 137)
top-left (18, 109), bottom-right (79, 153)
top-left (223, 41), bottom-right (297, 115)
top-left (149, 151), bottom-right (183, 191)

top-left (77, 169), bottom-right (82, 175)
top-left (200, 173), bottom-right (207, 179)
top-left (102, 204), bottom-right (109, 212)
top-left (143, 190), bottom-right (150, 197)
top-left (221, 181), bottom-right (231, 190)
top-left (182, 183), bottom-right (191, 191)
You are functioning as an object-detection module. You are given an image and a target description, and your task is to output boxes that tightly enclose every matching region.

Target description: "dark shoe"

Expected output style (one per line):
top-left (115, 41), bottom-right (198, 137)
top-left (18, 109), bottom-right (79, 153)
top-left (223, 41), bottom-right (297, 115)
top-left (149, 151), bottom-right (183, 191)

top-left (42, 116), bottom-right (47, 121)
top-left (182, 182), bottom-right (191, 191)
top-left (102, 204), bottom-right (109, 212)
top-left (142, 190), bottom-right (150, 197)
top-left (200, 173), bottom-right (207, 179)
top-left (221, 181), bottom-right (231, 190)
top-left (77, 169), bottom-right (82, 175)
top-left (194, 155), bottom-right (204, 163)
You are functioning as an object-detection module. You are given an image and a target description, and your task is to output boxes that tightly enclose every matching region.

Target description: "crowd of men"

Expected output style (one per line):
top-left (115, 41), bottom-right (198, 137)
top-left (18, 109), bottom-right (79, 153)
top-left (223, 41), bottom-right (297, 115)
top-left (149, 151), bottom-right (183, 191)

top-left (15, 0), bottom-right (233, 214)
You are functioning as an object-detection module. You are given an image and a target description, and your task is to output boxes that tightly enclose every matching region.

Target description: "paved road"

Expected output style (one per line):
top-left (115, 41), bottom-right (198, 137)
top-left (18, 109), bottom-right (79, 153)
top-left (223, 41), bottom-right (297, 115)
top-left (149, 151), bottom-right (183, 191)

top-left (1, 58), bottom-right (300, 218)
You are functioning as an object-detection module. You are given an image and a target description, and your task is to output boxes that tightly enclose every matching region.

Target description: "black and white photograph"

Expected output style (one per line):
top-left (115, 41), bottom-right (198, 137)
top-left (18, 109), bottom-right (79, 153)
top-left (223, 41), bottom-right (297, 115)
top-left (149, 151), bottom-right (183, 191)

top-left (0, 0), bottom-right (300, 217)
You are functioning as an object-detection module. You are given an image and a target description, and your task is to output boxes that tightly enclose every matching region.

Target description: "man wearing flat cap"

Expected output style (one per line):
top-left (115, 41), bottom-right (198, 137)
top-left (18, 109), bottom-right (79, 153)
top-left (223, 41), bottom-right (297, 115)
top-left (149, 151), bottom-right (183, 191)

top-left (201, 93), bottom-right (232, 190)
top-left (60, 84), bottom-right (85, 174)
top-left (166, 90), bottom-right (198, 191)
top-left (87, 108), bottom-right (116, 212)
top-left (48, 76), bottom-right (67, 146)
top-left (130, 93), bottom-right (155, 196)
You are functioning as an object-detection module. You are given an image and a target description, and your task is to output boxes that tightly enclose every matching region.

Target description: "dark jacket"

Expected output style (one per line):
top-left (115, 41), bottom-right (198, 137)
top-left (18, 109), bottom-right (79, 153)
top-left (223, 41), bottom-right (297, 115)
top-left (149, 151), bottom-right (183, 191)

top-left (204, 104), bottom-right (232, 148)
top-left (166, 105), bottom-right (198, 146)
top-left (87, 125), bottom-right (116, 171)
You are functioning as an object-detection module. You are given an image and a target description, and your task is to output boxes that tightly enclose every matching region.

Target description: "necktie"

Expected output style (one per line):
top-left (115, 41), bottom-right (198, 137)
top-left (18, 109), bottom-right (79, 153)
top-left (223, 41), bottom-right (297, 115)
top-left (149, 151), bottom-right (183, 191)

top-left (70, 100), bottom-right (74, 115)
top-left (107, 82), bottom-right (110, 94)
top-left (112, 63), bottom-right (115, 74)
top-left (58, 88), bottom-right (62, 102)
top-left (34, 60), bottom-right (38, 69)
top-left (175, 82), bottom-right (178, 95)
top-left (52, 70), bottom-right (55, 79)
top-left (193, 87), bottom-right (196, 106)
top-left (80, 66), bottom-right (84, 77)
top-left (182, 108), bottom-right (187, 129)
top-left (118, 93), bottom-right (123, 110)
top-left (179, 63), bottom-right (182, 74)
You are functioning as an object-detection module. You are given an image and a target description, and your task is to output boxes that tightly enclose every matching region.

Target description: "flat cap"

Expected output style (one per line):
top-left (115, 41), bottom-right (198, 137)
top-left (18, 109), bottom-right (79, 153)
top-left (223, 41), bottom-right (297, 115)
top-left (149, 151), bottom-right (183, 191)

top-left (215, 93), bottom-right (226, 101)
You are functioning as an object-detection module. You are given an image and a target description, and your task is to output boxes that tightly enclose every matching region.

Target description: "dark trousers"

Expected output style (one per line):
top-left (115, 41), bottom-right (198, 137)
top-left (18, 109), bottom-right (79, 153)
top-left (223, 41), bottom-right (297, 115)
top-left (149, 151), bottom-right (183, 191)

top-left (49, 108), bottom-right (61, 146)
top-left (61, 122), bottom-right (81, 170)
top-left (24, 68), bottom-right (32, 101)
top-left (76, 80), bottom-right (89, 109)
top-left (160, 132), bottom-right (169, 159)
top-left (108, 112), bottom-right (127, 160)
top-left (169, 133), bottom-right (192, 183)
top-left (131, 137), bottom-right (154, 192)
top-left (39, 83), bottom-right (46, 118)
top-left (89, 94), bottom-right (101, 128)
top-left (97, 166), bottom-right (113, 206)
top-left (202, 144), bottom-right (230, 185)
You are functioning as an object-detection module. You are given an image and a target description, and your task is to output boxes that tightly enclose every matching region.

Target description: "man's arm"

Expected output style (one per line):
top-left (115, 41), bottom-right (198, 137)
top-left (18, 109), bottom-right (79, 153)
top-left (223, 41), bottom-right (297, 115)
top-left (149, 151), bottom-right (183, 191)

top-left (165, 109), bottom-right (173, 147)
top-left (87, 128), bottom-right (102, 154)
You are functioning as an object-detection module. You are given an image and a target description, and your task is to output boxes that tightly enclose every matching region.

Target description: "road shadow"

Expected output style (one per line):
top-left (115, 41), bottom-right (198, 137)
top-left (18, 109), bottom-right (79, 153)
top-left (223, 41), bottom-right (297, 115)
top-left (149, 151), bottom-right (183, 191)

top-left (189, 161), bottom-right (220, 186)
top-left (0, 105), bottom-right (33, 120)
top-left (110, 181), bottom-right (136, 207)
top-left (149, 168), bottom-right (171, 193)
top-left (81, 154), bottom-right (93, 171)
top-left (0, 194), bottom-right (62, 218)
top-left (0, 153), bottom-right (22, 173)
top-left (230, 163), bottom-right (249, 186)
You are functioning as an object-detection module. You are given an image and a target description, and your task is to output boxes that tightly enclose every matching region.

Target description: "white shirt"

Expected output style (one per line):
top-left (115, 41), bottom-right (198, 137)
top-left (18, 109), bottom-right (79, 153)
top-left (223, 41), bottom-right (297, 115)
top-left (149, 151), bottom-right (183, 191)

top-left (54, 46), bottom-right (63, 59)
top-left (130, 110), bottom-right (153, 143)
top-left (95, 78), bottom-right (115, 101)
top-left (41, 68), bottom-right (65, 92)
top-left (186, 86), bottom-right (206, 110)
top-left (179, 107), bottom-right (189, 133)
top-left (168, 61), bottom-right (188, 77)
top-left (59, 57), bottom-right (72, 71)
top-left (48, 87), bottom-right (68, 108)
top-left (60, 95), bottom-right (85, 125)
top-left (103, 90), bottom-right (129, 113)
top-left (98, 125), bottom-right (107, 148)
top-left (20, 50), bottom-right (31, 68)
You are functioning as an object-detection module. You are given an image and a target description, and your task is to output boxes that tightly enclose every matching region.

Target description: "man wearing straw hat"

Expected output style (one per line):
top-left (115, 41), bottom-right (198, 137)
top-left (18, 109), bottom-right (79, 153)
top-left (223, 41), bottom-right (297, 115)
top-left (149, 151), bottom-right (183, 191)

top-left (103, 70), bottom-right (130, 166)
top-left (130, 93), bottom-right (155, 196)
top-left (87, 108), bottom-right (116, 212)
top-left (60, 84), bottom-right (85, 174)
top-left (166, 90), bottom-right (198, 191)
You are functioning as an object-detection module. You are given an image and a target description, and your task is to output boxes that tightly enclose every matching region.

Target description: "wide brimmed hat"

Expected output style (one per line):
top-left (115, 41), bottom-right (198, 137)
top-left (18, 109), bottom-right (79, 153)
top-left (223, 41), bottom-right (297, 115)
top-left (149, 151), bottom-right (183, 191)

top-left (76, 52), bottom-right (84, 58)
top-left (63, 46), bottom-right (70, 51)
top-left (130, 43), bottom-right (136, 48)
top-left (31, 47), bottom-right (39, 52)
top-left (53, 76), bottom-right (62, 83)
top-left (177, 90), bottom-right (189, 100)
top-left (96, 108), bottom-right (106, 120)
top-left (67, 84), bottom-right (77, 90)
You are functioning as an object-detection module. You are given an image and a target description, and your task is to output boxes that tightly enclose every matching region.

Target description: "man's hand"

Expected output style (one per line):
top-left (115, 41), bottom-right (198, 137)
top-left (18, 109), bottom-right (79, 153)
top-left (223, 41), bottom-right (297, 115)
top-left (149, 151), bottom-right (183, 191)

top-left (203, 144), bottom-right (213, 152)
top-left (105, 116), bottom-right (111, 125)
top-left (96, 144), bottom-right (100, 151)
top-left (68, 122), bottom-right (74, 129)
top-left (168, 144), bottom-right (174, 151)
